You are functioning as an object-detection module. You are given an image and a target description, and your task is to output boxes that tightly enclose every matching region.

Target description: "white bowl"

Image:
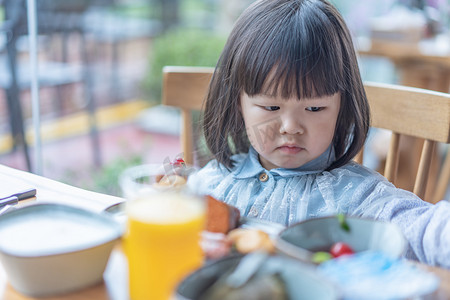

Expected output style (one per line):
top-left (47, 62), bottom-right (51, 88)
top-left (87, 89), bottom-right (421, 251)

top-left (275, 215), bottom-right (407, 263)
top-left (0, 203), bottom-right (122, 297)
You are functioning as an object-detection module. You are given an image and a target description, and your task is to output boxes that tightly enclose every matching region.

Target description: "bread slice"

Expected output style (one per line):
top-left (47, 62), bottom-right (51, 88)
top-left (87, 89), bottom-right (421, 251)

top-left (205, 195), bottom-right (240, 234)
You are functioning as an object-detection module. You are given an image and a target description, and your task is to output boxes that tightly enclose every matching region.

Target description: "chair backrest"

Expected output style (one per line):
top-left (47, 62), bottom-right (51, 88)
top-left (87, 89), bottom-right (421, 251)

top-left (355, 82), bottom-right (450, 203)
top-left (162, 66), bottom-right (214, 165)
top-left (162, 66), bottom-right (450, 202)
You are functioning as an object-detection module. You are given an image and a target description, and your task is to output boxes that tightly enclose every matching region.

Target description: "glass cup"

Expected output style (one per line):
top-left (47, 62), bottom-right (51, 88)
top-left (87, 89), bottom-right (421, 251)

top-left (119, 163), bottom-right (205, 300)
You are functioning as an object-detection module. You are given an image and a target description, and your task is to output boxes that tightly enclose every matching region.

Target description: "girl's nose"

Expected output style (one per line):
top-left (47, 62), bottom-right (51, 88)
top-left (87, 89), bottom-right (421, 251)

top-left (279, 116), bottom-right (304, 135)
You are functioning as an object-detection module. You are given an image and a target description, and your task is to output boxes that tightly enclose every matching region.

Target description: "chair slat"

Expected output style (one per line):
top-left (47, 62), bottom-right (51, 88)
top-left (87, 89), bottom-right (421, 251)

top-left (384, 132), bottom-right (400, 184)
top-left (414, 140), bottom-right (436, 199)
top-left (354, 147), bottom-right (364, 165)
top-left (181, 109), bottom-right (194, 165)
top-left (434, 149), bottom-right (450, 203)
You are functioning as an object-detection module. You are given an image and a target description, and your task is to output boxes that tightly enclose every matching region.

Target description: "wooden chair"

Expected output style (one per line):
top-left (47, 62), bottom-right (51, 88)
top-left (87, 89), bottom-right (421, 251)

top-left (354, 82), bottom-right (450, 203)
top-left (162, 66), bottom-right (450, 203)
top-left (162, 66), bottom-right (214, 165)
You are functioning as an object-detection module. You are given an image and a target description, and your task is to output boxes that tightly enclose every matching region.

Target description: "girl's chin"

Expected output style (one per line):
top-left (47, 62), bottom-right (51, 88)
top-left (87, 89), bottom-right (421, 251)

top-left (259, 153), bottom-right (310, 170)
top-left (260, 159), bottom-right (304, 170)
top-left (278, 162), bottom-right (304, 169)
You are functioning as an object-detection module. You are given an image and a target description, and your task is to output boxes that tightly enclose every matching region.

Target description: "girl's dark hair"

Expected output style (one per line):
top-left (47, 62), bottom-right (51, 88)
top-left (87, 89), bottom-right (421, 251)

top-left (203, 0), bottom-right (370, 170)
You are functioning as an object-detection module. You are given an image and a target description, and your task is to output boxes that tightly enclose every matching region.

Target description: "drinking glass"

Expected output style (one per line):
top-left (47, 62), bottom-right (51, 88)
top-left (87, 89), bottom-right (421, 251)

top-left (119, 163), bottom-right (205, 300)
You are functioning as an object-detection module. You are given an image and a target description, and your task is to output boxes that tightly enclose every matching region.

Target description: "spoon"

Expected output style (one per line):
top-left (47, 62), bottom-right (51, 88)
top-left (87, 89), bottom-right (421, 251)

top-left (225, 251), bottom-right (268, 288)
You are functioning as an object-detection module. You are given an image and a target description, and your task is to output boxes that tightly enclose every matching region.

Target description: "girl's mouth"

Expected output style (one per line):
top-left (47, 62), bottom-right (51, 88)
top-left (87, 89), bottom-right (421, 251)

top-left (277, 145), bottom-right (303, 154)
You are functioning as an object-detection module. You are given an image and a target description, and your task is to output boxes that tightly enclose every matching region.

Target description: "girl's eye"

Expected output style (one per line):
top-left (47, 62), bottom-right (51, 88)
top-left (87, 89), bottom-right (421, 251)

top-left (306, 107), bottom-right (324, 112)
top-left (264, 106), bottom-right (280, 111)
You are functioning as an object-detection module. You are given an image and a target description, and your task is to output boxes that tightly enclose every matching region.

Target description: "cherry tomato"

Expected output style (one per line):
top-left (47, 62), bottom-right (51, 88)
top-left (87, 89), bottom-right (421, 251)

top-left (329, 242), bottom-right (354, 258)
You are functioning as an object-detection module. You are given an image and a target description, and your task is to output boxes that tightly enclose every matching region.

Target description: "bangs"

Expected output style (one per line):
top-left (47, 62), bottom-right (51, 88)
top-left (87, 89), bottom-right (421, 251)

top-left (234, 0), bottom-right (347, 99)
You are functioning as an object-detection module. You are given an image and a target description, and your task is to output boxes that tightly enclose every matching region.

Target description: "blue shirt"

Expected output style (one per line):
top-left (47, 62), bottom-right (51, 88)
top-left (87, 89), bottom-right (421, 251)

top-left (188, 146), bottom-right (450, 267)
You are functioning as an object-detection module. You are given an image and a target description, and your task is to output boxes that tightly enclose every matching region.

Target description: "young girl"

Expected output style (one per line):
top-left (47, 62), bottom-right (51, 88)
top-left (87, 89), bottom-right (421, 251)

top-left (188, 0), bottom-right (450, 267)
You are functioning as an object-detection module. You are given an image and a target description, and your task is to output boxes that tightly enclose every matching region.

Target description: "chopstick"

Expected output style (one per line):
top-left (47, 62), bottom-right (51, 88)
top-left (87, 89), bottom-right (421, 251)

top-left (0, 188), bottom-right (37, 208)
top-left (0, 188), bottom-right (36, 201)
top-left (0, 196), bottom-right (19, 207)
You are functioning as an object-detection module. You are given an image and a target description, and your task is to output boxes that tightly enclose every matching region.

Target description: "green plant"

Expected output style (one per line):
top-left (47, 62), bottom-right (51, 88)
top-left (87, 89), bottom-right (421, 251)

top-left (143, 28), bottom-right (226, 103)
top-left (90, 155), bottom-right (143, 197)
top-left (110, 3), bottom-right (154, 19)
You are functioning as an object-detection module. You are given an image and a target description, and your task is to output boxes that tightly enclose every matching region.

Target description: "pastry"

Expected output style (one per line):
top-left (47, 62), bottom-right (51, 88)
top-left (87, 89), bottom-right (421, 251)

top-left (228, 228), bottom-right (275, 254)
top-left (205, 195), bottom-right (240, 234)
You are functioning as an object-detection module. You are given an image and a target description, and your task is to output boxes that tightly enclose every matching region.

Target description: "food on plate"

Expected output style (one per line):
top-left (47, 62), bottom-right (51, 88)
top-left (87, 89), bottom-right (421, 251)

top-left (205, 195), bottom-right (240, 234)
top-left (330, 242), bottom-right (354, 258)
top-left (201, 231), bottom-right (232, 260)
top-left (202, 196), bottom-right (241, 259)
top-left (154, 158), bottom-right (189, 187)
top-left (227, 228), bottom-right (275, 254)
top-left (312, 241), bottom-right (355, 263)
top-left (337, 213), bottom-right (350, 232)
top-left (202, 198), bottom-right (277, 258)
top-left (199, 272), bottom-right (287, 300)
top-left (202, 228), bottom-right (276, 259)
top-left (172, 158), bottom-right (186, 167)
top-left (198, 253), bottom-right (287, 300)
top-left (312, 251), bottom-right (333, 264)
top-left (311, 215), bottom-right (354, 263)
top-left (155, 174), bottom-right (187, 187)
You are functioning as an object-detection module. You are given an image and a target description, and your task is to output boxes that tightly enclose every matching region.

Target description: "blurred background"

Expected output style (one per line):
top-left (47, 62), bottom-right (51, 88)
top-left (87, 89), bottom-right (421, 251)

top-left (0, 0), bottom-right (448, 196)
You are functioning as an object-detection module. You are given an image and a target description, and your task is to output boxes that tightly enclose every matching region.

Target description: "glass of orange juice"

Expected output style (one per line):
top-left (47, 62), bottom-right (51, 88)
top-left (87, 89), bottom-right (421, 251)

top-left (119, 163), bottom-right (205, 300)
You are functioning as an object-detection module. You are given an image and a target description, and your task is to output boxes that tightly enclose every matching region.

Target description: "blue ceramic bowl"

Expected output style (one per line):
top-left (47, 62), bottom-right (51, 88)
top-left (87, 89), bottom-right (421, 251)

top-left (275, 215), bottom-right (407, 263)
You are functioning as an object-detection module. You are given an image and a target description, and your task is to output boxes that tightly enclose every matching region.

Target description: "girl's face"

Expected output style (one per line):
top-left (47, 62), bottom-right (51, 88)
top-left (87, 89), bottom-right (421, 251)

top-left (240, 92), bottom-right (341, 170)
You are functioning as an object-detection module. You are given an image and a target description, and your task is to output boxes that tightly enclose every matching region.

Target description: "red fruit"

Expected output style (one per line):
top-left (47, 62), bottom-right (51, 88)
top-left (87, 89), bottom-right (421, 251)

top-left (329, 242), bottom-right (354, 258)
top-left (172, 158), bottom-right (186, 167)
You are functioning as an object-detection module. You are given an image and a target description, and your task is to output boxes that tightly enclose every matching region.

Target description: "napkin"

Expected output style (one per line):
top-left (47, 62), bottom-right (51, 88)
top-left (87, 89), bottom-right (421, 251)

top-left (318, 251), bottom-right (439, 300)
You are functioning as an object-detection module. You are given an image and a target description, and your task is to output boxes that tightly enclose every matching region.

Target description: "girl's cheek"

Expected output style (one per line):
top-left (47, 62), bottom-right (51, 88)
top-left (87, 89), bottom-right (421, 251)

top-left (246, 119), bottom-right (280, 153)
top-left (246, 126), bottom-right (260, 151)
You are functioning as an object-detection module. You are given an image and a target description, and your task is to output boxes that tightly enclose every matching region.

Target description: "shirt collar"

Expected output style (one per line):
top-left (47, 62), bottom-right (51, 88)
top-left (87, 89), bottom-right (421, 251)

top-left (233, 145), bottom-right (335, 179)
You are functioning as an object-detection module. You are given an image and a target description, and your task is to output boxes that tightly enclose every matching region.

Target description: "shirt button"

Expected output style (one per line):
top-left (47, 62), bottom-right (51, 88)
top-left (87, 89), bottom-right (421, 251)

top-left (249, 208), bottom-right (259, 217)
top-left (259, 172), bottom-right (268, 182)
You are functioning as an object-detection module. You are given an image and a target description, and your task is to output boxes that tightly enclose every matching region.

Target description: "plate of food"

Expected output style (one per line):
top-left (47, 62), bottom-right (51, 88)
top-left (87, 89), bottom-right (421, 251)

top-left (176, 252), bottom-right (341, 300)
top-left (201, 195), bottom-right (286, 259)
top-left (274, 215), bottom-right (439, 299)
top-left (275, 214), bottom-right (407, 264)
top-left (104, 195), bottom-right (286, 260)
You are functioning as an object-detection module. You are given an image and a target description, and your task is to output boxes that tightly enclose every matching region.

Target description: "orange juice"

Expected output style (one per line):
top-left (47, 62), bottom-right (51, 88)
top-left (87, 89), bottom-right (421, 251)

top-left (124, 193), bottom-right (205, 300)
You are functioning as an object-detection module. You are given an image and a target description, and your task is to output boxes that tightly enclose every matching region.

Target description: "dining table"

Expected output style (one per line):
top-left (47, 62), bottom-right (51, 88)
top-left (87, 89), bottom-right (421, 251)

top-left (357, 35), bottom-right (450, 92)
top-left (1, 163), bottom-right (450, 299)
